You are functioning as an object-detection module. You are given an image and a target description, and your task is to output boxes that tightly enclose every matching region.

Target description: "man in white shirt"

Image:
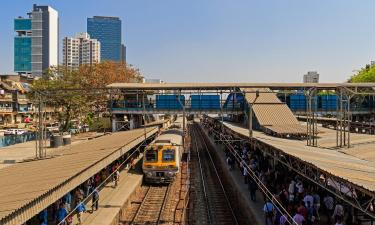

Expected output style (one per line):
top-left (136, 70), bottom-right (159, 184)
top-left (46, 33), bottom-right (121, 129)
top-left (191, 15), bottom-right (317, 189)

top-left (303, 192), bottom-right (314, 209)
top-left (288, 180), bottom-right (296, 202)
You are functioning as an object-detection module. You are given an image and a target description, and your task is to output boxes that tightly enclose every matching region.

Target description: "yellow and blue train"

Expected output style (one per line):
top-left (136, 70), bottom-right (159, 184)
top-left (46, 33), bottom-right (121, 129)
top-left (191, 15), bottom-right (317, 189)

top-left (142, 118), bottom-right (184, 183)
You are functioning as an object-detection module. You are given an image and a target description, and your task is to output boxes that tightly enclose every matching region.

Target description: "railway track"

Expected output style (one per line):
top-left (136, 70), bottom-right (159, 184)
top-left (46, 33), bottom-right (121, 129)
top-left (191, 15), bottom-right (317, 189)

top-left (121, 185), bottom-right (169, 225)
top-left (190, 123), bottom-right (239, 225)
top-left (120, 145), bottom-right (189, 225)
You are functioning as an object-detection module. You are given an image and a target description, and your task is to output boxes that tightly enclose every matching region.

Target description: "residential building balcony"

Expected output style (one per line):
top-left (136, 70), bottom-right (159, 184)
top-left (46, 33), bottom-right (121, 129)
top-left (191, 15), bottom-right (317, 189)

top-left (0, 107), bottom-right (13, 113)
top-left (0, 94), bottom-right (14, 101)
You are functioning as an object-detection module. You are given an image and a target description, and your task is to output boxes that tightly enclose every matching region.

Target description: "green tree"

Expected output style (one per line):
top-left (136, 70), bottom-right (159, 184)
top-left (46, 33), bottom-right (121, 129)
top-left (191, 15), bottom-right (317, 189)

top-left (30, 67), bottom-right (91, 131)
top-left (30, 62), bottom-right (143, 131)
top-left (349, 64), bottom-right (375, 83)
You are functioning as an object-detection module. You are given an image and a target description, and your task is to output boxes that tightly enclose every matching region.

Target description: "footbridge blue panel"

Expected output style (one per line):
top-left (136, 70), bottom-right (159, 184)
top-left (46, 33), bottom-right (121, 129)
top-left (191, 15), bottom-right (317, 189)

top-left (156, 95), bottom-right (185, 109)
top-left (191, 95), bottom-right (220, 109)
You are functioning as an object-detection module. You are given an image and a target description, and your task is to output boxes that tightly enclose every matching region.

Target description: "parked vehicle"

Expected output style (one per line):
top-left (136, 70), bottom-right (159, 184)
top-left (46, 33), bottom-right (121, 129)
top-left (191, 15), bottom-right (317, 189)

top-left (46, 125), bottom-right (59, 132)
top-left (4, 129), bottom-right (28, 135)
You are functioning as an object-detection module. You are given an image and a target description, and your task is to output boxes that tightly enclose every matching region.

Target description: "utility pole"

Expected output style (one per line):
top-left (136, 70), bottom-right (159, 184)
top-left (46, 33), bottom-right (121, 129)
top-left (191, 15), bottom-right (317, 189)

top-left (36, 92), bottom-right (44, 159)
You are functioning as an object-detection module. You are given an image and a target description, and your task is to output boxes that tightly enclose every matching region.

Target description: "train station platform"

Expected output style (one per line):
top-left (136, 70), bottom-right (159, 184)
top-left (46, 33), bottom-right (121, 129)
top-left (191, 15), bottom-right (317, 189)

top-left (72, 159), bottom-right (143, 225)
top-left (0, 127), bottom-right (158, 225)
top-left (222, 121), bottom-right (375, 193)
top-left (204, 116), bottom-right (375, 220)
top-left (0, 132), bottom-right (104, 169)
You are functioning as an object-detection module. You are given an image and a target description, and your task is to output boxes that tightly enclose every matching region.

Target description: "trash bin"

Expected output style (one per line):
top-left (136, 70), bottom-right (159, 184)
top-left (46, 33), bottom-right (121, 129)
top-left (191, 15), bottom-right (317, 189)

top-left (49, 136), bottom-right (55, 148)
top-left (63, 134), bottom-right (71, 145)
top-left (52, 135), bottom-right (63, 148)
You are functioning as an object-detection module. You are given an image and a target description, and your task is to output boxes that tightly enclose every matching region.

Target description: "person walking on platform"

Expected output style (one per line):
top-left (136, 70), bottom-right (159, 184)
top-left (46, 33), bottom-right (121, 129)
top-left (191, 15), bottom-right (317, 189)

top-left (323, 194), bottom-right (334, 223)
top-left (306, 201), bottom-right (316, 225)
top-left (243, 164), bottom-right (249, 184)
top-left (92, 187), bottom-right (99, 212)
top-left (279, 212), bottom-right (288, 225)
top-left (332, 201), bottom-right (344, 223)
top-left (263, 199), bottom-right (275, 225)
top-left (86, 178), bottom-right (93, 198)
top-left (55, 203), bottom-right (68, 225)
top-left (63, 192), bottom-right (72, 212)
top-left (131, 158), bottom-right (136, 170)
top-left (303, 191), bottom-right (314, 209)
top-left (112, 164), bottom-right (120, 187)
top-left (113, 170), bottom-right (120, 187)
top-left (248, 178), bottom-right (258, 202)
top-left (292, 210), bottom-right (305, 225)
top-left (288, 179), bottom-right (296, 203)
top-left (76, 200), bottom-right (86, 225)
top-left (312, 192), bottom-right (321, 220)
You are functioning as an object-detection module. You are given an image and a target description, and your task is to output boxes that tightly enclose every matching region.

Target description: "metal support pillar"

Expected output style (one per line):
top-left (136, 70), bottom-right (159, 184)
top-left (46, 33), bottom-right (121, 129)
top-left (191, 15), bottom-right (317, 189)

top-left (177, 90), bottom-right (186, 147)
top-left (249, 103), bottom-right (253, 138)
top-left (142, 92), bottom-right (147, 141)
top-left (247, 89), bottom-right (258, 139)
top-left (306, 88), bottom-right (317, 147)
top-left (336, 87), bottom-right (352, 148)
top-left (220, 90), bottom-right (224, 131)
top-left (336, 89), bottom-right (339, 147)
top-left (348, 96), bottom-right (351, 148)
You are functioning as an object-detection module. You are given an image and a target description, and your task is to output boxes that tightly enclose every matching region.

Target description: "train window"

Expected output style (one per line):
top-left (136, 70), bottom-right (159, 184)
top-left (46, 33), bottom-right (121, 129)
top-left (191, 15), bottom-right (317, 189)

top-left (162, 149), bottom-right (175, 162)
top-left (145, 150), bottom-right (158, 162)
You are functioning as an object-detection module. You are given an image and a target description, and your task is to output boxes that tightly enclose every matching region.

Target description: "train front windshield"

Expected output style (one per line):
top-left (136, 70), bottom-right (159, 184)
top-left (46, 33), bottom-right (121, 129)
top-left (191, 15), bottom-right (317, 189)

top-left (162, 149), bottom-right (175, 162)
top-left (145, 150), bottom-right (158, 162)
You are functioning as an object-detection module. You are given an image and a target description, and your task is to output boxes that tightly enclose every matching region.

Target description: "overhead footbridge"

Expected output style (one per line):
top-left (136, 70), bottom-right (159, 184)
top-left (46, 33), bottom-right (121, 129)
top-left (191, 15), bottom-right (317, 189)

top-left (108, 82), bottom-right (375, 146)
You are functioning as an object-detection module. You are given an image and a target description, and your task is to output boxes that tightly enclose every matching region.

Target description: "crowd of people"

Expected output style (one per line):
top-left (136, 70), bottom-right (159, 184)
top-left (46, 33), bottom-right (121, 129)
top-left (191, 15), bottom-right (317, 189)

top-left (28, 149), bottom-right (140, 225)
top-left (203, 117), bottom-right (356, 225)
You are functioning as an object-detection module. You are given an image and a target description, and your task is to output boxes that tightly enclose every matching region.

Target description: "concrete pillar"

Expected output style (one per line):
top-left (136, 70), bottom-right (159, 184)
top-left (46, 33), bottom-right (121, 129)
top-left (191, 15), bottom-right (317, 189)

top-left (130, 115), bottom-right (135, 129)
top-left (112, 115), bottom-right (117, 132)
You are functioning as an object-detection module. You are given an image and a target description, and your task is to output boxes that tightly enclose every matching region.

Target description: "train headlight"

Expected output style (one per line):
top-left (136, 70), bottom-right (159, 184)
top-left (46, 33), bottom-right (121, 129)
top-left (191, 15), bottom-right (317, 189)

top-left (167, 171), bottom-right (174, 177)
top-left (146, 172), bottom-right (153, 177)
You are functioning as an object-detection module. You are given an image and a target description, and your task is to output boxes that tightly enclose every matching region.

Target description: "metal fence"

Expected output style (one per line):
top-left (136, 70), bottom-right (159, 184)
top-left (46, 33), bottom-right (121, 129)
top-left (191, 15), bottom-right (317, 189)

top-left (0, 132), bottom-right (36, 148)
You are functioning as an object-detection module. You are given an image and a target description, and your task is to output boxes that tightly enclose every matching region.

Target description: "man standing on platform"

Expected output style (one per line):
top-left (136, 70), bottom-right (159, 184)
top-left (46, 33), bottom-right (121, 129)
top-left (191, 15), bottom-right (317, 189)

top-left (92, 187), bottom-right (99, 212)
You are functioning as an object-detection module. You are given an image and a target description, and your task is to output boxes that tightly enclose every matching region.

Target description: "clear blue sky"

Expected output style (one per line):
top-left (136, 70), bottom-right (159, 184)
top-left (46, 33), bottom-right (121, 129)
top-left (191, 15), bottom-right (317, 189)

top-left (1, 0), bottom-right (375, 82)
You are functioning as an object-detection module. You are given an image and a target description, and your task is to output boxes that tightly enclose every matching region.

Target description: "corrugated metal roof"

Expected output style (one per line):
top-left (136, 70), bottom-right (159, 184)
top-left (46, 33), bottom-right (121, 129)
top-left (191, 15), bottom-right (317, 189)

top-left (242, 88), bottom-right (283, 104)
top-left (0, 127), bottom-right (157, 224)
top-left (242, 88), bottom-right (306, 135)
top-left (252, 104), bottom-right (300, 125)
top-left (264, 125), bottom-right (306, 135)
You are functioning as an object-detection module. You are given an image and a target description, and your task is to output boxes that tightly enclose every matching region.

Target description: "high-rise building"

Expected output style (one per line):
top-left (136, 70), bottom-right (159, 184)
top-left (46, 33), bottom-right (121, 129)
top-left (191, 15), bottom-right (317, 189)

top-left (87, 16), bottom-right (121, 62)
top-left (14, 4), bottom-right (59, 77)
top-left (63, 32), bottom-right (101, 69)
top-left (303, 71), bottom-right (319, 83)
top-left (14, 17), bottom-right (32, 75)
top-left (121, 44), bottom-right (126, 64)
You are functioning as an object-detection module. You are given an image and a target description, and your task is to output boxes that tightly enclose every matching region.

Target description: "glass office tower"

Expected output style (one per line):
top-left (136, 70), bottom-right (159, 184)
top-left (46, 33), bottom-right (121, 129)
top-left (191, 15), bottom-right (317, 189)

top-left (14, 4), bottom-right (59, 77)
top-left (87, 16), bottom-right (121, 62)
top-left (14, 18), bottom-right (32, 74)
